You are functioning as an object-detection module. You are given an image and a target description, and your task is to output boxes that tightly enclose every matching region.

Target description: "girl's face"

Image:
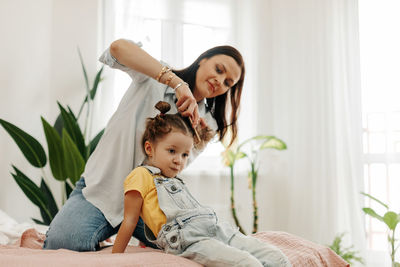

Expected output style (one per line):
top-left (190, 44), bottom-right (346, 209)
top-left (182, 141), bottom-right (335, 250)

top-left (193, 55), bottom-right (242, 102)
top-left (144, 131), bottom-right (193, 178)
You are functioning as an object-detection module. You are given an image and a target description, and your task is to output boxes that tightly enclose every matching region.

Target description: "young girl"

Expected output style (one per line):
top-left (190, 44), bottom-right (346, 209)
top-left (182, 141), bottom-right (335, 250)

top-left (112, 101), bottom-right (292, 267)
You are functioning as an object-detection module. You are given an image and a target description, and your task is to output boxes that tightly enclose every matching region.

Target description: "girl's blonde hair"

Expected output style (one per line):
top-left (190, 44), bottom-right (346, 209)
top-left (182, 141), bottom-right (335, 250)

top-left (141, 101), bottom-right (214, 152)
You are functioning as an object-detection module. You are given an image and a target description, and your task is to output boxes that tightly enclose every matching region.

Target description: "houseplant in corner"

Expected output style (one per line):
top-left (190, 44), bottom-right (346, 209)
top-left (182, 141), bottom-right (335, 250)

top-left (222, 135), bottom-right (287, 234)
top-left (0, 51), bottom-right (104, 225)
top-left (361, 192), bottom-right (400, 267)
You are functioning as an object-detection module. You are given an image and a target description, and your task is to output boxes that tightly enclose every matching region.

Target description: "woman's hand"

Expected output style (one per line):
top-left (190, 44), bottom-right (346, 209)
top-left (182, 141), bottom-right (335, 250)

top-left (175, 84), bottom-right (199, 126)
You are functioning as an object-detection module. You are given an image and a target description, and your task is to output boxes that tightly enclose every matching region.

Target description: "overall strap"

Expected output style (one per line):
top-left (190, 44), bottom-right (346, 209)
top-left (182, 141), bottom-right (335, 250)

top-left (140, 165), bottom-right (161, 175)
top-left (141, 165), bottom-right (185, 184)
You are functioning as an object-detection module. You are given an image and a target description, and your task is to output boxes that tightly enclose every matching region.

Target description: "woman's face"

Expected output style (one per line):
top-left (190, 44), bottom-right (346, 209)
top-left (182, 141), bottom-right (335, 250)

top-left (193, 55), bottom-right (241, 102)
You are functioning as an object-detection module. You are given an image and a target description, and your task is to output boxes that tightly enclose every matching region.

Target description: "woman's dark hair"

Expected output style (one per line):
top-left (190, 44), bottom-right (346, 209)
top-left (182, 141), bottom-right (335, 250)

top-left (173, 46), bottom-right (245, 147)
top-left (141, 101), bottom-right (214, 153)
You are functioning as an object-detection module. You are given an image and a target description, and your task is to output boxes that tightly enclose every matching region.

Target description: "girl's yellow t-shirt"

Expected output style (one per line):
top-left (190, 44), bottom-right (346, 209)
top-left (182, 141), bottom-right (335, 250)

top-left (123, 166), bottom-right (166, 237)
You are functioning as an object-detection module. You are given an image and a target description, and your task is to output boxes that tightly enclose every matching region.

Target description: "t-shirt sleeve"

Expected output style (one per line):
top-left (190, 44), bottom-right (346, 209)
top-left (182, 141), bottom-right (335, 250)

top-left (123, 167), bottom-right (153, 199)
top-left (98, 39), bottom-right (149, 84)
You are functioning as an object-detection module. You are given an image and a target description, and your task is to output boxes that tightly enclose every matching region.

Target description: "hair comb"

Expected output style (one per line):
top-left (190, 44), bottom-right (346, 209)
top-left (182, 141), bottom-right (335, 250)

top-left (189, 117), bottom-right (200, 143)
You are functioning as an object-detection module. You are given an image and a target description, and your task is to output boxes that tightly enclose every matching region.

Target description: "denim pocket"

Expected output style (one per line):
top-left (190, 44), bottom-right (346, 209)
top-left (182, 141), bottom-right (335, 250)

top-left (164, 182), bottom-right (198, 209)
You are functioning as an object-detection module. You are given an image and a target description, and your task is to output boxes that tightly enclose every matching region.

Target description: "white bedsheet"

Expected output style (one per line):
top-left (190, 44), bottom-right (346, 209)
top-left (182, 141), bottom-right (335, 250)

top-left (0, 209), bottom-right (48, 245)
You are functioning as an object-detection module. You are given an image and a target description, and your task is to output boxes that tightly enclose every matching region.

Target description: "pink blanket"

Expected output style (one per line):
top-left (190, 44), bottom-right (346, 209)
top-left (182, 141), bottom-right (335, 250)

top-left (0, 229), bottom-right (349, 267)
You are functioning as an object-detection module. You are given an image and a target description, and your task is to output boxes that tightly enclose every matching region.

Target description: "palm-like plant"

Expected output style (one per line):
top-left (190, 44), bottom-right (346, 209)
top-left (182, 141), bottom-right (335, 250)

top-left (0, 50), bottom-right (104, 225)
top-left (222, 135), bottom-right (287, 234)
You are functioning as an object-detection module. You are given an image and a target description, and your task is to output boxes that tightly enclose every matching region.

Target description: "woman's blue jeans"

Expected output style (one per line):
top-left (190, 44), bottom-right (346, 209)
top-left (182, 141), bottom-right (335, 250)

top-left (43, 177), bottom-right (157, 251)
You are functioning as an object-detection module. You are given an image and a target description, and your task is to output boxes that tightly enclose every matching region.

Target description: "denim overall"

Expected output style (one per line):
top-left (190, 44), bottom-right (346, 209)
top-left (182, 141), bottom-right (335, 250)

top-left (142, 166), bottom-right (292, 267)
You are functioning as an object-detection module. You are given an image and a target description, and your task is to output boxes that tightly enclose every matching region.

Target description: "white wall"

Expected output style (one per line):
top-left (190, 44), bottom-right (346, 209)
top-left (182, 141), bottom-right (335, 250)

top-left (0, 0), bottom-right (100, 223)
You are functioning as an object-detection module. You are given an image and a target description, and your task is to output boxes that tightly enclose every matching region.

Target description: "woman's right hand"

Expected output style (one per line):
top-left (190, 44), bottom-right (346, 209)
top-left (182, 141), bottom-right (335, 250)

top-left (175, 84), bottom-right (199, 127)
top-left (110, 40), bottom-right (200, 127)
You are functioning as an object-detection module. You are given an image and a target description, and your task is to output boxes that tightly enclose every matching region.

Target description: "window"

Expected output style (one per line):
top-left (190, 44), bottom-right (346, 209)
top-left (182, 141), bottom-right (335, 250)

top-left (359, 0), bottom-right (400, 251)
top-left (101, 0), bottom-right (236, 172)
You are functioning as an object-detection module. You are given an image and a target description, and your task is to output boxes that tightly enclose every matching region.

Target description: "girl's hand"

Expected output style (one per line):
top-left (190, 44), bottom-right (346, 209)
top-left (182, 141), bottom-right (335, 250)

top-left (112, 191), bottom-right (142, 253)
top-left (175, 84), bottom-right (199, 126)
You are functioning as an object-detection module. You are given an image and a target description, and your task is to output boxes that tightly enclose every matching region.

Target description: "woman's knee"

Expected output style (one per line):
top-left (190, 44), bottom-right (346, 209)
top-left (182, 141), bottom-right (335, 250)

top-left (43, 189), bottom-right (111, 251)
top-left (43, 218), bottom-right (98, 251)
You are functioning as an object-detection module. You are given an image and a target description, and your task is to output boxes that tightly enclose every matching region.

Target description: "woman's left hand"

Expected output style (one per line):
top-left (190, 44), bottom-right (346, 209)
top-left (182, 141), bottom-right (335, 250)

top-left (175, 84), bottom-right (199, 126)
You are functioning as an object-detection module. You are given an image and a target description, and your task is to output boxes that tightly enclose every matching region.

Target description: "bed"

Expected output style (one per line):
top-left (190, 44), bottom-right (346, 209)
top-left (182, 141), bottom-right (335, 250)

top-left (0, 210), bottom-right (349, 266)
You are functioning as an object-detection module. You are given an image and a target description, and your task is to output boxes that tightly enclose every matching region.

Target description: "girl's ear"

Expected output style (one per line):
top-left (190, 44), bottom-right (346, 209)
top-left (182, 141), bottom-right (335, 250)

top-left (144, 141), bottom-right (153, 157)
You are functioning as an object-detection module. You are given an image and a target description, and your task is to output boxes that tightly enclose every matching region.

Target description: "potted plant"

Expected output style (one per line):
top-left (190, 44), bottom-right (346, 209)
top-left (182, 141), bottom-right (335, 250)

top-left (0, 51), bottom-right (104, 225)
top-left (361, 192), bottom-right (400, 267)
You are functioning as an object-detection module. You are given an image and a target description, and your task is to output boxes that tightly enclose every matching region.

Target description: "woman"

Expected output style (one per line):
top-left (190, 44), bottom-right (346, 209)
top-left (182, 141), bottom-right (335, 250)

top-left (43, 39), bottom-right (245, 251)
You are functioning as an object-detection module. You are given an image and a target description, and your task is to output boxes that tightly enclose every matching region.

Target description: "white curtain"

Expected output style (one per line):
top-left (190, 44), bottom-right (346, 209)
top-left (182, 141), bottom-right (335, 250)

top-left (99, 0), bottom-right (367, 262)
top-left (233, 0), bottom-right (366, 260)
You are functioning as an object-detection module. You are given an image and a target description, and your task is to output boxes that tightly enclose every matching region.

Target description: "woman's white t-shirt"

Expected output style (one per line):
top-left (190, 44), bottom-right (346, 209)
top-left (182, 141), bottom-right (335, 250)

top-left (82, 42), bottom-right (218, 227)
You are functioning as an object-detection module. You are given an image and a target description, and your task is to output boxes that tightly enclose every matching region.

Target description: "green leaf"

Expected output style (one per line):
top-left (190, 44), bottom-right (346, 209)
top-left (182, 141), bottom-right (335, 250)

top-left (360, 192), bottom-right (389, 209)
top-left (328, 233), bottom-right (364, 265)
top-left (250, 135), bottom-right (268, 140)
top-left (226, 150), bottom-right (236, 166)
top-left (237, 135), bottom-right (287, 152)
top-left (11, 166), bottom-right (52, 222)
top-left (0, 119), bottom-right (47, 168)
top-left (62, 129), bottom-right (85, 185)
top-left (58, 102), bottom-right (86, 159)
top-left (88, 128), bottom-right (105, 156)
top-left (77, 65), bottom-right (104, 120)
top-left (67, 106), bottom-right (77, 121)
top-left (362, 207), bottom-right (384, 222)
top-left (54, 107), bottom-right (77, 136)
top-left (383, 211), bottom-right (399, 230)
top-left (40, 179), bottom-right (58, 218)
top-left (78, 47), bottom-right (90, 91)
top-left (260, 136), bottom-right (287, 150)
top-left (235, 151), bottom-right (247, 160)
top-left (243, 135), bottom-right (271, 143)
top-left (39, 206), bottom-right (52, 225)
top-left (53, 113), bottom-right (64, 136)
top-left (41, 117), bottom-right (67, 181)
top-left (90, 66), bottom-right (104, 100)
